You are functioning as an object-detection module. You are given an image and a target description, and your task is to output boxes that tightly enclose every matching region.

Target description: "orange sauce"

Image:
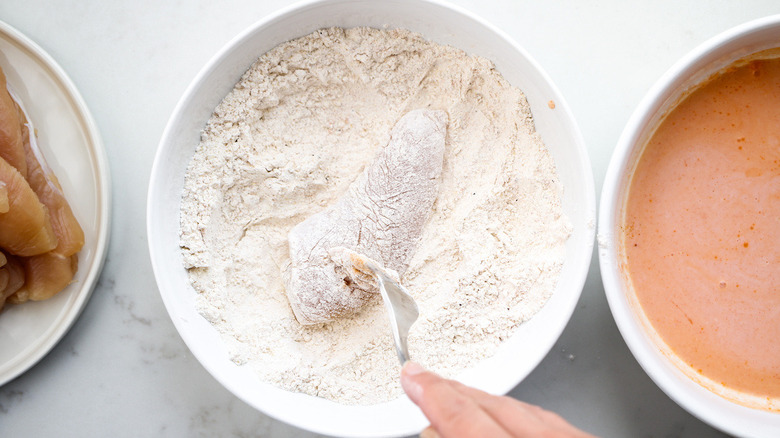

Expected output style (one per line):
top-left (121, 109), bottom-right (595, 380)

top-left (624, 56), bottom-right (780, 403)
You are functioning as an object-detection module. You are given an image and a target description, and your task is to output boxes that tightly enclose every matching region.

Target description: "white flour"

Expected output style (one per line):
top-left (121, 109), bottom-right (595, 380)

top-left (179, 27), bottom-right (571, 405)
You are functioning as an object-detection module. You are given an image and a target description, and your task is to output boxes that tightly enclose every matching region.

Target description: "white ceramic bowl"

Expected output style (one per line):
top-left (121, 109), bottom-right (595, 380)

top-left (148, 0), bottom-right (595, 436)
top-left (599, 15), bottom-right (780, 438)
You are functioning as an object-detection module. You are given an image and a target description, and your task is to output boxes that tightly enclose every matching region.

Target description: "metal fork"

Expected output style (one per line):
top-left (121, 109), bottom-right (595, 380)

top-left (362, 258), bottom-right (420, 365)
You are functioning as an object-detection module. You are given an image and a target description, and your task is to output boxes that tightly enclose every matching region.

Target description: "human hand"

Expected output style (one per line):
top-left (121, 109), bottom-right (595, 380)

top-left (400, 362), bottom-right (596, 438)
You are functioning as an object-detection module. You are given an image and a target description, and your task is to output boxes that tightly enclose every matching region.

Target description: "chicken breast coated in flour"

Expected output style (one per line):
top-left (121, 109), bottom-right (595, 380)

top-left (285, 109), bottom-right (447, 325)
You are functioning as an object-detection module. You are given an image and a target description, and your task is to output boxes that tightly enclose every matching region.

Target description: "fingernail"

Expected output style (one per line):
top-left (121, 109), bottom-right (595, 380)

top-left (420, 426), bottom-right (440, 438)
top-left (401, 361), bottom-right (425, 403)
top-left (403, 361), bottom-right (425, 376)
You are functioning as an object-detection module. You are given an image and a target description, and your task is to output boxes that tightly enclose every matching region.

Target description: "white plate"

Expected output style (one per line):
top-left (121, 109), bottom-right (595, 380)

top-left (0, 21), bottom-right (110, 386)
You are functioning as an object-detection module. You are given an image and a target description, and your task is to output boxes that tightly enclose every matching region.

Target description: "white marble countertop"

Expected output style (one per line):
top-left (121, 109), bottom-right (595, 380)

top-left (0, 1), bottom-right (777, 436)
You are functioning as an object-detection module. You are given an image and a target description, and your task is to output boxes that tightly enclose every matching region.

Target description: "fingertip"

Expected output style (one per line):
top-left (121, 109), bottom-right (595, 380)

top-left (401, 361), bottom-right (426, 403)
top-left (419, 426), bottom-right (440, 438)
top-left (402, 361), bottom-right (426, 377)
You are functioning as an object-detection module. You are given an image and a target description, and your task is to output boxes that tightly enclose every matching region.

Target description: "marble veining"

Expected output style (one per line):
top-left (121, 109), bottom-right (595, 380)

top-left (0, 388), bottom-right (23, 414)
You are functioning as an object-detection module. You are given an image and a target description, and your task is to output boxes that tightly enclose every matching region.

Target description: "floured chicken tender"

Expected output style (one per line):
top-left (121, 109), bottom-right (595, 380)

top-left (284, 109), bottom-right (447, 325)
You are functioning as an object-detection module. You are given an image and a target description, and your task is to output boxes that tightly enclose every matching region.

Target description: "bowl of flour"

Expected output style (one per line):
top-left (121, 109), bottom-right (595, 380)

top-left (148, 0), bottom-right (596, 436)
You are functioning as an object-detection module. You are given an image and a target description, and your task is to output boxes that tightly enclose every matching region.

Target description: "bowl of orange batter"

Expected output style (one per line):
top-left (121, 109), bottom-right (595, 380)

top-left (599, 15), bottom-right (780, 437)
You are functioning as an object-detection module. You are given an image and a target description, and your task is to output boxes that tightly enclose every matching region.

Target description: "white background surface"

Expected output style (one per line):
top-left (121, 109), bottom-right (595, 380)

top-left (0, 1), bottom-right (777, 437)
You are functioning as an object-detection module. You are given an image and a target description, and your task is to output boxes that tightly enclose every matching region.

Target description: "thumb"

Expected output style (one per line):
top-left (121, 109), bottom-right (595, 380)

top-left (400, 362), bottom-right (512, 438)
top-left (400, 361), bottom-right (428, 404)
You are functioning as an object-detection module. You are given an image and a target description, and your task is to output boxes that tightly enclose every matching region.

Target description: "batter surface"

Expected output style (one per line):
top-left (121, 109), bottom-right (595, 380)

top-left (624, 55), bottom-right (780, 404)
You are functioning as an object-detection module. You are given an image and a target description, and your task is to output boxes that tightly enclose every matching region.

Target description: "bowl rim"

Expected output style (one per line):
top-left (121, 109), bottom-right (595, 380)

top-left (598, 13), bottom-right (780, 437)
top-left (148, 0), bottom-right (595, 435)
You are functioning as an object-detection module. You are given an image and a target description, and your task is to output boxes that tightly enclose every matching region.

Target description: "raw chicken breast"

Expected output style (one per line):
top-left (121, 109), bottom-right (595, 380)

top-left (0, 66), bottom-right (27, 177)
top-left (20, 109), bottom-right (84, 256)
top-left (11, 252), bottom-right (77, 302)
top-left (4, 93), bottom-right (85, 305)
top-left (0, 252), bottom-right (24, 311)
top-left (0, 155), bottom-right (57, 256)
